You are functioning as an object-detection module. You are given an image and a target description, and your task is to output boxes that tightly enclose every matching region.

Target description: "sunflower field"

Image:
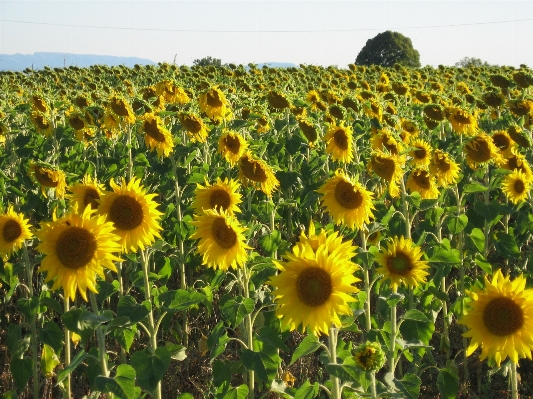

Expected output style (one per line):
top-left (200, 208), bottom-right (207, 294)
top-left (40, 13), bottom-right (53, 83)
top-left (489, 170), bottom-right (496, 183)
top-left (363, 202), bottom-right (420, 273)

top-left (1, 61), bottom-right (533, 399)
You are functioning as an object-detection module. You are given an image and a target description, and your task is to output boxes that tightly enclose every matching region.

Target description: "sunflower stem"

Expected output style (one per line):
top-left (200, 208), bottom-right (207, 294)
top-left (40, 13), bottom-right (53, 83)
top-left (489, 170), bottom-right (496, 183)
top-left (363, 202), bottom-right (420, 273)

top-left (370, 373), bottom-right (377, 399)
top-left (328, 327), bottom-right (341, 399)
top-left (89, 292), bottom-right (109, 379)
top-left (127, 125), bottom-right (133, 182)
top-left (63, 297), bottom-right (71, 399)
top-left (483, 164), bottom-right (490, 274)
top-left (511, 361), bottom-right (519, 399)
top-left (360, 229), bottom-right (372, 332)
top-left (23, 243), bottom-right (39, 399)
top-left (140, 249), bottom-right (162, 399)
top-left (389, 287), bottom-right (398, 378)
top-left (240, 267), bottom-right (255, 399)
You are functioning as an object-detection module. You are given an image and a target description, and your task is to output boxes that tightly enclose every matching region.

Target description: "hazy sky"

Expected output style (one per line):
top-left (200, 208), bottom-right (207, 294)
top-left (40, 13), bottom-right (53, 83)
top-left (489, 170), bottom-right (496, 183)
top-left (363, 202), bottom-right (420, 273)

top-left (1, 0), bottom-right (532, 68)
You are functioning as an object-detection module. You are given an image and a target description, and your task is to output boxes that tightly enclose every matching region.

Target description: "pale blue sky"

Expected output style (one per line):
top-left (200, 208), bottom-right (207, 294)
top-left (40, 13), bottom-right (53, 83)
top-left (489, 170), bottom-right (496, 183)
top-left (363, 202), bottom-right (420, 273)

top-left (1, 0), bottom-right (532, 67)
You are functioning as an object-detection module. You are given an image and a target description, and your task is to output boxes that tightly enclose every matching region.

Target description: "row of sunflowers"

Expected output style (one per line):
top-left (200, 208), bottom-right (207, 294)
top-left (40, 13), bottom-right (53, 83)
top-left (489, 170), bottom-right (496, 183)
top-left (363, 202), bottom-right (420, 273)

top-left (1, 61), bottom-right (533, 398)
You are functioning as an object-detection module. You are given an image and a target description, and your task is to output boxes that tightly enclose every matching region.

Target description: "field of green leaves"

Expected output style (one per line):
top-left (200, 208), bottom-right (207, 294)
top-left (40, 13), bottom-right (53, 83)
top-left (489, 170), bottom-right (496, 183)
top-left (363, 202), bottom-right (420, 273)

top-left (1, 61), bottom-right (533, 399)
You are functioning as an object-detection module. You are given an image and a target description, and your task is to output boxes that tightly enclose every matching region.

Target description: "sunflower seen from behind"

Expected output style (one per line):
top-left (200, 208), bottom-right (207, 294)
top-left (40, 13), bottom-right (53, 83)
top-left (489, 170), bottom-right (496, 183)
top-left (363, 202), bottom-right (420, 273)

top-left (98, 177), bottom-right (163, 253)
top-left (317, 169), bottom-right (375, 230)
top-left (459, 270), bottom-right (533, 366)
top-left (375, 236), bottom-right (429, 291)
top-left (0, 205), bottom-right (33, 260)
top-left (191, 177), bottom-right (242, 215)
top-left (190, 208), bottom-right (251, 271)
top-left (35, 205), bottom-right (122, 301)
top-left (268, 240), bottom-right (360, 336)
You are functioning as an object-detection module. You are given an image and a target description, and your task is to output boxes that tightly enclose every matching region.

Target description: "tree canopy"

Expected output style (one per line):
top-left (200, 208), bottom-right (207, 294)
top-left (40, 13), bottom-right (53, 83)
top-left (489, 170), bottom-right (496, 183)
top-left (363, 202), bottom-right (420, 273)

top-left (193, 56), bottom-right (222, 67)
top-left (455, 57), bottom-right (492, 67)
top-left (356, 31), bottom-right (421, 68)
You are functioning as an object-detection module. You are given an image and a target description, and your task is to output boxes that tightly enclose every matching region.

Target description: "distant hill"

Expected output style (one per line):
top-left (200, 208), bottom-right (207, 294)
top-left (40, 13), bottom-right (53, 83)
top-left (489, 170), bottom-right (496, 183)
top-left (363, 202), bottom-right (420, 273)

top-left (0, 52), bottom-right (157, 71)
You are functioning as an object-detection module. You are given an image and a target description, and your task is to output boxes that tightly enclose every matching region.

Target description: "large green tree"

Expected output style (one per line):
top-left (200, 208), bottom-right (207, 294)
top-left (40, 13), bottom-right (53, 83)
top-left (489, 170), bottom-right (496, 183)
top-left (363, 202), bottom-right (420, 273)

top-left (193, 56), bottom-right (222, 67)
top-left (356, 31), bottom-right (421, 68)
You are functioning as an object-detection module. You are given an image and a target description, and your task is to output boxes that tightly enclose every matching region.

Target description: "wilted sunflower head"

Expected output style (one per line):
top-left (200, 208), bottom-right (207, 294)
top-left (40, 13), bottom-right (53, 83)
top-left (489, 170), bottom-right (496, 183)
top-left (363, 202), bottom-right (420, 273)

top-left (507, 125), bottom-right (533, 148)
top-left (29, 163), bottom-right (67, 198)
top-left (298, 118), bottom-right (318, 145)
top-left (267, 91), bottom-right (291, 110)
top-left (238, 153), bottom-right (279, 196)
top-left (464, 133), bottom-right (504, 169)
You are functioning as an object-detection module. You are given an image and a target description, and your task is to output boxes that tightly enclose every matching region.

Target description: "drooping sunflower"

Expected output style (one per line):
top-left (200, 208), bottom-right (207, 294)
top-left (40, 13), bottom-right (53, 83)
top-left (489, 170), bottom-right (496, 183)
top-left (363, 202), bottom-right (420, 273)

top-left (267, 91), bottom-right (291, 110)
top-left (108, 95), bottom-right (135, 124)
top-left (190, 208), bottom-right (251, 271)
top-left (218, 130), bottom-right (248, 165)
top-left (491, 130), bottom-right (516, 158)
top-left (371, 129), bottom-right (404, 156)
top-left (368, 151), bottom-right (404, 198)
top-left (447, 106), bottom-right (478, 136)
top-left (306, 90), bottom-right (321, 111)
top-left (316, 170), bottom-right (375, 230)
top-left (323, 123), bottom-right (354, 163)
top-left (191, 178), bottom-right (242, 215)
top-left (464, 133), bottom-right (504, 169)
top-left (501, 170), bottom-right (531, 204)
top-left (28, 163), bottom-right (67, 199)
top-left (408, 138), bottom-right (432, 167)
top-left (35, 205), bottom-right (122, 301)
top-left (375, 236), bottom-right (430, 290)
top-left (66, 175), bottom-right (107, 211)
top-left (238, 152), bottom-right (279, 196)
top-left (0, 205), bottom-right (33, 260)
top-left (429, 149), bottom-right (461, 187)
top-left (268, 243), bottom-right (360, 336)
top-left (406, 169), bottom-right (440, 199)
top-left (31, 111), bottom-right (53, 136)
top-left (101, 111), bottom-right (121, 139)
top-left (503, 152), bottom-right (533, 180)
top-left (141, 112), bottom-right (174, 158)
top-left (298, 118), bottom-right (318, 146)
top-left (199, 86), bottom-right (232, 122)
top-left (507, 125), bottom-right (533, 149)
top-left (98, 177), bottom-right (163, 253)
top-left (178, 112), bottom-right (209, 143)
top-left (459, 270), bottom-right (533, 366)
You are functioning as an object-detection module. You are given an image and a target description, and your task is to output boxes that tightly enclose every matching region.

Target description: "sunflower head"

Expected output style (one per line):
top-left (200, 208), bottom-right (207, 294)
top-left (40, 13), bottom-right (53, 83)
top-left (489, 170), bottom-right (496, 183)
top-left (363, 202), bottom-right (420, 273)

top-left (238, 153), bottom-right (279, 196)
top-left (267, 91), bottom-right (291, 110)
top-left (0, 205), bottom-right (33, 260)
top-left (324, 123), bottom-right (354, 163)
top-left (368, 152), bottom-right (404, 198)
top-left (406, 169), bottom-right (440, 199)
top-left (109, 95), bottom-right (135, 124)
top-left (199, 86), bottom-right (232, 122)
top-left (429, 149), bottom-right (461, 187)
top-left (31, 112), bottom-right (53, 136)
top-left (29, 163), bottom-right (67, 199)
top-left (447, 107), bottom-right (478, 136)
top-left (507, 125), bottom-right (532, 148)
top-left (298, 118), bottom-right (318, 145)
top-left (491, 130), bottom-right (515, 158)
top-left (66, 175), bottom-right (107, 211)
top-left (464, 133), bottom-right (504, 169)
top-left (459, 270), bottom-right (533, 366)
top-left (375, 236), bottom-right (429, 290)
top-left (141, 112), bottom-right (174, 157)
top-left (353, 341), bottom-right (386, 372)
top-left (501, 170), bottom-right (531, 204)
top-left (409, 138), bottom-right (432, 167)
top-left (178, 112), bottom-right (208, 143)
top-left (191, 178), bottom-right (242, 215)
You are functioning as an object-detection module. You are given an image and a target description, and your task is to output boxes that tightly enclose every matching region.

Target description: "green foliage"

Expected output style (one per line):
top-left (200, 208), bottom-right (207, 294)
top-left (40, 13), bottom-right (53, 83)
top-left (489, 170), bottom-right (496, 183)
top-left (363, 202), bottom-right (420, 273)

top-left (455, 56), bottom-right (492, 67)
top-left (356, 30), bottom-right (421, 67)
top-left (193, 56), bottom-right (222, 67)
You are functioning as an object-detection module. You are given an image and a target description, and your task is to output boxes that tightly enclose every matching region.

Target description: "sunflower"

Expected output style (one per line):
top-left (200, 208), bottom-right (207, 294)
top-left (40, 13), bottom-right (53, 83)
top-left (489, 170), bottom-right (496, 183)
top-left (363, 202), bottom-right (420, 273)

top-left (464, 133), bottom-right (504, 169)
top-left (28, 163), bottom-right (67, 199)
top-left (353, 341), bottom-right (386, 372)
top-left (363, 98), bottom-right (383, 122)
top-left (375, 236), bottom-right (429, 290)
top-left (67, 111), bottom-right (86, 131)
top-left (268, 242), bottom-right (360, 336)
top-left (503, 152), bottom-right (533, 180)
top-left (31, 111), bottom-right (53, 137)
top-left (101, 111), bottom-right (121, 138)
top-left (190, 208), bottom-right (251, 271)
top-left (323, 123), bottom-right (354, 163)
top-left (238, 153), bottom-right (279, 196)
top-left (368, 151), bottom-right (404, 198)
top-left (191, 178), bottom-right (242, 215)
top-left (141, 112), bottom-right (174, 158)
top-left (429, 149), bottom-right (461, 187)
top-left (406, 169), bottom-right (440, 199)
top-left (178, 112), bottom-right (209, 143)
top-left (218, 130), bottom-right (248, 165)
top-left (199, 86), bottom-right (232, 122)
top-left (401, 119), bottom-right (420, 138)
top-left (292, 222), bottom-right (359, 261)
top-left (507, 125), bottom-right (532, 148)
top-left (108, 95), bottom-right (135, 124)
top-left (491, 130), bottom-right (515, 158)
top-left (371, 129), bottom-right (404, 156)
top-left (35, 205), bottom-right (122, 301)
top-left (31, 95), bottom-right (48, 113)
top-left (501, 170), bottom-right (531, 204)
top-left (409, 138), bottom-right (432, 167)
top-left (98, 177), bottom-right (163, 253)
top-left (423, 104), bottom-right (445, 122)
top-left (0, 206), bottom-right (33, 260)
top-left (316, 170), bottom-right (375, 230)
top-left (447, 107), bottom-right (478, 136)
top-left (267, 91), bottom-right (290, 110)
top-left (298, 118), bottom-right (318, 145)
top-left (66, 175), bottom-right (107, 211)
top-left (306, 90), bottom-right (321, 110)
top-left (459, 270), bottom-right (533, 366)
top-left (155, 80), bottom-right (190, 104)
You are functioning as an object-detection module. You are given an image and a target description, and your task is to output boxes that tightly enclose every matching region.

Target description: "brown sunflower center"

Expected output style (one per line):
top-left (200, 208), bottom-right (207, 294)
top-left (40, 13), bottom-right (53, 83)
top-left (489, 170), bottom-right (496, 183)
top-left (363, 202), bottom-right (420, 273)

top-left (183, 116), bottom-right (202, 133)
top-left (56, 226), bottom-right (97, 269)
top-left (109, 195), bottom-right (144, 230)
top-left (69, 116), bottom-right (85, 130)
top-left (514, 179), bottom-right (526, 194)
top-left (371, 155), bottom-right (395, 181)
top-left (334, 181), bottom-right (363, 209)
top-left (453, 111), bottom-right (472, 125)
top-left (83, 188), bottom-right (100, 209)
top-left (492, 134), bottom-right (510, 151)
top-left (3, 219), bottom-right (22, 243)
top-left (333, 129), bottom-right (348, 150)
top-left (356, 348), bottom-right (376, 369)
top-left (144, 119), bottom-right (166, 142)
top-left (206, 91), bottom-right (223, 108)
top-left (467, 139), bottom-right (491, 163)
top-left (211, 218), bottom-right (237, 249)
top-left (240, 157), bottom-right (267, 183)
top-left (35, 168), bottom-right (58, 188)
top-left (111, 99), bottom-right (130, 117)
top-left (414, 146), bottom-right (427, 160)
top-left (224, 135), bottom-right (241, 154)
top-left (34, 115), bottom-right (50, 130)
top-left (483, 296), bottom-right (524, 336)
top-left (411, 171), bottom-right (431, 190)
top-left (296, 266), bottom-right (332, 307)
top-left (210, 189), bottom-right (231, 210)
top-left (387, 252), bottom-right (413, 275)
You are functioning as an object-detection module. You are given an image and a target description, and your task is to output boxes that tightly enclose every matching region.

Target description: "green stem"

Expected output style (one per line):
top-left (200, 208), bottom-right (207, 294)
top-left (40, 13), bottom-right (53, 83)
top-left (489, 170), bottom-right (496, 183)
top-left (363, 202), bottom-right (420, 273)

top-left (89, 292), bottom-right (109, 378)
top-left (140, 250), bottom-right (161, 399)
top-left (370, 373), bottom-right (377, 399)
top-left (511, 361), bottom-right (518, 399)
top-left (63, 297), bottom-right (71, 399)
top-left (328, 327), bottom-right (340, 399)
top-left (240, 267), bottom-right (255, 399)
top-left (389, 287), bottom-right (398, 377)
top-left (483, 164), bottom-right (490, 274)
top-left (127, 125), bottom-right (133, 181)
top-left (23, 244), bottom-right (39, 399)
top-left (360, 229), bottom-right (372, 332)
